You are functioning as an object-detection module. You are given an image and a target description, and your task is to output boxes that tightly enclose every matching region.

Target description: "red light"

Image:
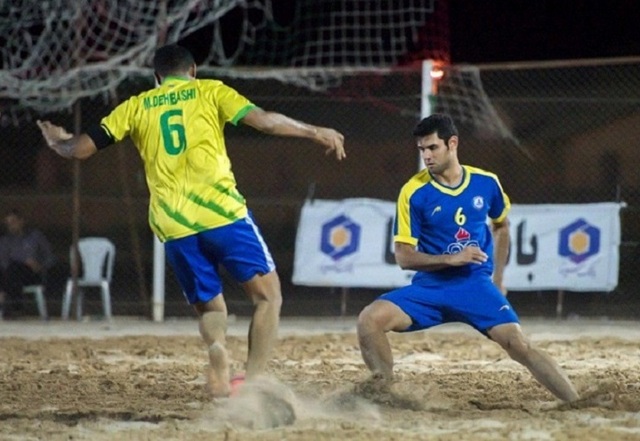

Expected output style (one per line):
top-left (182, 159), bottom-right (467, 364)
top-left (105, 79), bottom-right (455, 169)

top-left (430, 68), bottom-right (444, 80)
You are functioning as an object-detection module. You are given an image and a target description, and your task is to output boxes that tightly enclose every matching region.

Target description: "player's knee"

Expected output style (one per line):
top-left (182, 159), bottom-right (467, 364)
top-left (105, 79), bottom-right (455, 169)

top-left (490, 324), bottom-right (530, 356)
top-left (247, 272), bottom-right (282, 309)
top-left (357, 303), bottom-right (386, 334)
top-left (270, 290), bottom-right (283, 314)
top-left (502, 334), bottom-right (531, 360)
top-left (199, 310), bottom-right (227, 346)
top-left (255, 287), bottom-right (282, 310)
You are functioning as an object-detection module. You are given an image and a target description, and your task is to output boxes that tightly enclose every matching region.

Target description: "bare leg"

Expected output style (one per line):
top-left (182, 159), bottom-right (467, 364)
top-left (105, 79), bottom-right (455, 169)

top-left (195, 295), bottom-right (230, 397)
top-left (240, 271), bottom-right (282, 378)
top-left (489, 323), bottom-right (579, 402)
top-left (356, 300), bottom-right (413, 380)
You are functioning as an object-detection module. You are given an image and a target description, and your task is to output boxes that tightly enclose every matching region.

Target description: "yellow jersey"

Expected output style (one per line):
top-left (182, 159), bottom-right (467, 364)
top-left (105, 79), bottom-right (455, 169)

top-left (99, 76), bottom-right (256, 242)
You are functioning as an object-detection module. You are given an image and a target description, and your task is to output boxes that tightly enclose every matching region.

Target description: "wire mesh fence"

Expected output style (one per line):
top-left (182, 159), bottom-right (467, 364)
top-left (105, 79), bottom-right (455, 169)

top-left (2, 58), bottom-right (639, 320)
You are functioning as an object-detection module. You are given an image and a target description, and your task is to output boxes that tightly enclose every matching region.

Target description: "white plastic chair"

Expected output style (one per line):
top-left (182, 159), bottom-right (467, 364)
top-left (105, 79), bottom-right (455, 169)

top-left (61, 237), bottom-right (116, 321)
top-left (22, 284), bottom-right (48, 320)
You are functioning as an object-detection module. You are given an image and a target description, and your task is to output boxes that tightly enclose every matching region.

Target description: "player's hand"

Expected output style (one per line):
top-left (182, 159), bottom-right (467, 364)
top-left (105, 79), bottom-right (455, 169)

top-left (315, 127), bottom-right (346, 161)
top-left (36, 120), bottom-right (73, 147)
top-left (448, 246), bottom-right (488, 266)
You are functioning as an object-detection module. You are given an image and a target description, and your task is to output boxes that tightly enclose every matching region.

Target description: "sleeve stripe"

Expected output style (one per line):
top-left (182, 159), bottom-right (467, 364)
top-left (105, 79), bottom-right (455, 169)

top-left (394, 235), bottom-right (418, 246)
top-left (230, 104), bottom-right (257, 125)
top-left (86, 124), bottom-right (115, 150)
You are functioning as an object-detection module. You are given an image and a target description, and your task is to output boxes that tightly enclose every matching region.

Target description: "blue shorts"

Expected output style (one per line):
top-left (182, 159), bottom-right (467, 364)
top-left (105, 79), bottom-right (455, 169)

top-left (164, 213), bottom-right (275, 305)
top-left (380, 276), bottom-right (519, 335)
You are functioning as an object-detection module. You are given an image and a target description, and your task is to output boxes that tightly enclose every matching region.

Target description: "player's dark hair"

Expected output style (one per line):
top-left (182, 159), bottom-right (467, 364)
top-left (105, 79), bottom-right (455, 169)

top-left (412, 114), bottom-right (458, 143)
top-left (153, 44), bottom-right (195, 78)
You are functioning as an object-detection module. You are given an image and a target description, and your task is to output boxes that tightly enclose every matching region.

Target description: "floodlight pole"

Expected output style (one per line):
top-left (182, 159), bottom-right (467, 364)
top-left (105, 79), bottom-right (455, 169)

top-left (152, 0), bottom-right (169, 323)
top-left (419, 60), bottom-right (435, 172)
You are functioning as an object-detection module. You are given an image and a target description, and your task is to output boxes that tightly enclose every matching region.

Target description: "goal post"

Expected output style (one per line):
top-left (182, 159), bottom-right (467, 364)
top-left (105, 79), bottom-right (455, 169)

top-left (419, 59), bottom-right (438, 171)
top-left (152, 235), bottom-right (165, 322)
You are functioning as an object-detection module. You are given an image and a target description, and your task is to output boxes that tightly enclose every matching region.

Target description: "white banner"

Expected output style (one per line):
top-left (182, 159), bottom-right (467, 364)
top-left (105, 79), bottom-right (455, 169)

top-left (292, 199), bottom-right (623, 292)
top-left (505, 202), bottom-right (623, 292)
top-left (292, 198), bottom-right (415, 288)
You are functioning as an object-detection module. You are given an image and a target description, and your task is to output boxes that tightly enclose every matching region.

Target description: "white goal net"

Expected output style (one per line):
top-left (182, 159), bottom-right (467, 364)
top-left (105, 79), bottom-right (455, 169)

top-left (0, 0), bottom-right (447, 120)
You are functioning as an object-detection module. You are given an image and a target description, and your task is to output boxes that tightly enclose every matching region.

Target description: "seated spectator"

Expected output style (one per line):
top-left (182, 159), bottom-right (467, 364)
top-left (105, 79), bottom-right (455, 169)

top-left (0, 210), bottom-right (56, 319)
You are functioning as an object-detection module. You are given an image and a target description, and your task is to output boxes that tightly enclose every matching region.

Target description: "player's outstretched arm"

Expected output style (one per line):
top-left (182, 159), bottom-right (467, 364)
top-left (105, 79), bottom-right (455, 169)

top-left (395, 242), bottom-right (488, 272)
top-left (240, 108), bottom-right (346, 161)
top-left (36, 120), bottom-right (98, 160)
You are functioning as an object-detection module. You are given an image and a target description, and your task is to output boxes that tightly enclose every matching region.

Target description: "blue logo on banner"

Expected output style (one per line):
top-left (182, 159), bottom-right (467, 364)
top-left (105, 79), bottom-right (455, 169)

top-left (320, 214), bottom-right (361, 261)
top-left (558, 218), bottom-right (600, 264)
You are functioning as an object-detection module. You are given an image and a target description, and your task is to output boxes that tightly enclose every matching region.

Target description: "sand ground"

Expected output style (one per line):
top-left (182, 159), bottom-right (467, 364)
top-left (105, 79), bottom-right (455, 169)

top-left (1, 316), bottom-right (639, 440)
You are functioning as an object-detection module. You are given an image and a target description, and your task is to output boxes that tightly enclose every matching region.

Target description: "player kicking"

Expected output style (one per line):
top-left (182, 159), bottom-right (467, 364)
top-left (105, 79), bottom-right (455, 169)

top-left (356, 114), bottom-right (579, 402)
top-left (37, 44), bottom-right (345, 398)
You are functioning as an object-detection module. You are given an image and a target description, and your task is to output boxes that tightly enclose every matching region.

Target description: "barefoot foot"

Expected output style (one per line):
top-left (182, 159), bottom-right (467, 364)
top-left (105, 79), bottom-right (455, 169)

top-left (205, 342), bottom-right (231, 398)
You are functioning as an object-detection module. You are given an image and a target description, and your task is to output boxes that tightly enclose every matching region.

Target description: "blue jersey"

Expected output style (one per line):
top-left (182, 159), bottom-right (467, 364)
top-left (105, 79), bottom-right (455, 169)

top-left (394, 165), bottom-right (510, 286)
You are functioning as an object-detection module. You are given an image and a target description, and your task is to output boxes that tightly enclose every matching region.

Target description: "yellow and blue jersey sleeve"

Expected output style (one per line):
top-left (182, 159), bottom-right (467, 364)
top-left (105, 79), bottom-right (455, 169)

top-left (394, 170), bottom-right (431, 247)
